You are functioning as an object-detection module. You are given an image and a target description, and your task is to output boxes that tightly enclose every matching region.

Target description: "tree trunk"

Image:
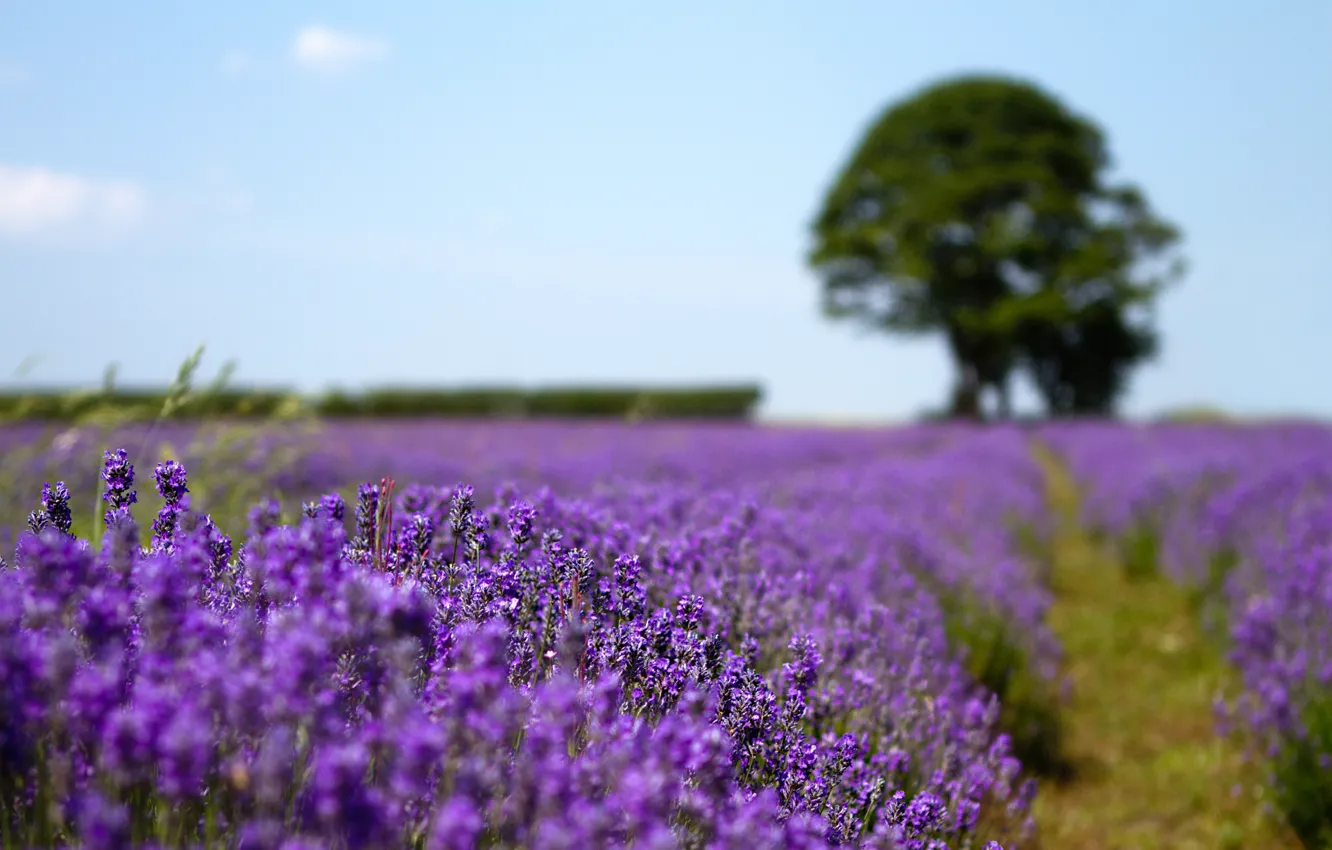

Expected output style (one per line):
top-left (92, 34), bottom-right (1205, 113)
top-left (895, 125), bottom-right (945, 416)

top-left (994, 377), bottom-right (1012, 420)
top-left (947, 363), bottom-right (983, 421)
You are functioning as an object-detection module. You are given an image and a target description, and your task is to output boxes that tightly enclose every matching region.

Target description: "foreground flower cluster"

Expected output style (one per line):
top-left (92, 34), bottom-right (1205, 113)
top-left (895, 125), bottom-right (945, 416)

top-left (0, 426), bottom-right (1052, 849)
top-left (1042, 422), bottom-right (1332, 847)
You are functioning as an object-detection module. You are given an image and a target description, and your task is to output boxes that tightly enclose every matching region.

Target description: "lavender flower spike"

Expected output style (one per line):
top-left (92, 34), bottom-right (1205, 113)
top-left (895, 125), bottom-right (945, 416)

top-left (100, 448), bottom-right (137, 529)
top-left (151, 460), bottom-right (190, 551)
top-left (42, 481), bottom-right (74, 536)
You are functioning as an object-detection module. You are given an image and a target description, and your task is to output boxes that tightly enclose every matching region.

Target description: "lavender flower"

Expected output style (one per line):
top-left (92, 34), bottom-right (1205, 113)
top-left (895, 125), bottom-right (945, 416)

top-left (320, 492), bottom-right (346, 523)
top-left (354, 482), bottom-right (380, 550)
top-left (42, 481), bottom-right (73, 536)
top-left (100, 448), bottom-right (137, 529)
top-left (248, 496), bottom-right (282, 536)
top-left (151, 460), bottom-right (190, 551)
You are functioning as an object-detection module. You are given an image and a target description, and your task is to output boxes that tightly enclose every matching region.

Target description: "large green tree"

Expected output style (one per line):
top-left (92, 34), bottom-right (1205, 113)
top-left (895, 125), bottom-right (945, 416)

top-left (807, 74), bottom-right (1184, 418)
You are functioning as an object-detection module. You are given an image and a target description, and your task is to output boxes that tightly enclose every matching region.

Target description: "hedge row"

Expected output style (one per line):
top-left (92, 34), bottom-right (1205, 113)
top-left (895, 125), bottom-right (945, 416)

top-left (0, 389), bottom-right (298, 422)
top-left (0, 385), bottom-right (764, 422)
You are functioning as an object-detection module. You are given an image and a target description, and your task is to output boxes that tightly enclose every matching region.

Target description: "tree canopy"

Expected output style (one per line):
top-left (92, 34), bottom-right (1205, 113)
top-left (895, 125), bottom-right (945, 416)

top-left (807, 74), bottom-right (1184, 418)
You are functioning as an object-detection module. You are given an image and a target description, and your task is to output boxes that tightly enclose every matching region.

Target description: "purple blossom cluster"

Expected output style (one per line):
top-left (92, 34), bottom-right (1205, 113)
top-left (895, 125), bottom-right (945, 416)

top-left (1040, 421), bottom-right (1332, 845)
top-left (0, 425), bottom-right (1053, 849)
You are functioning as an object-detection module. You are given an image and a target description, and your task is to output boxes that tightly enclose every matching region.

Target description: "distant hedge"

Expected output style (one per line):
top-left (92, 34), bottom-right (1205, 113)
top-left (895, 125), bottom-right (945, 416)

top-left (0, 389), bottom-right (298, 422)
top-left (0, 385), bottom-right (764, 422)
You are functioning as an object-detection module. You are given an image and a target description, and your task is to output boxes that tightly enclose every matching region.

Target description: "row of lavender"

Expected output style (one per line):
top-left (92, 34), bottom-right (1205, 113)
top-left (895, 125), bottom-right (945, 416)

top-left (1039, 422), bottom-right (1332, 847)
top-left (1, 423), bottom-right (1054, 849)
top-left (0, 421), bottom-right (1004, 553)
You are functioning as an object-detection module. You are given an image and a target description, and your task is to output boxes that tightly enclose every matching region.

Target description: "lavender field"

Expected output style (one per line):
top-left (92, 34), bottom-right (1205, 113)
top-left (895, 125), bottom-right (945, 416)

top-left (0, 419), bottom-right (1328, 848)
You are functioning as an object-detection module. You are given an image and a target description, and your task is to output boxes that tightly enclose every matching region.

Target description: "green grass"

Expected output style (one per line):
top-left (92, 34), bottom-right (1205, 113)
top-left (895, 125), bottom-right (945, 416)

top-left (1119, 521), bottom-right (1162, 583)
top-left (937, 590), bottom-right (1070, 780)
top-left (1272, 687), bottom-right (1332, 849)
top-left (1028, 445), bottom-right (1298, 850)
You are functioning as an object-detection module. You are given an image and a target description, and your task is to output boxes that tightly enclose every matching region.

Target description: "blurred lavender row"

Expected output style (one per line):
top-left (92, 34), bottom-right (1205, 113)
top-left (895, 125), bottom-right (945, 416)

top-left (0, 421), bottom-right (1053, 848)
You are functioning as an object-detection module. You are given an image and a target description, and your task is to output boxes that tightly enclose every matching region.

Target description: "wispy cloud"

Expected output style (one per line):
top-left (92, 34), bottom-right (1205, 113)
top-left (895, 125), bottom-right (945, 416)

top-left (292, 26), bottom-right (388, 74)
top-left (0, 164), bottom-right (145, 239)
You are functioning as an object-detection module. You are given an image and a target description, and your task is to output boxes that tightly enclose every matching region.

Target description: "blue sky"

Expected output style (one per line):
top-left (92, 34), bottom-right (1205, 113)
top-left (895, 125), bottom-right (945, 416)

top-left (1, 1), bottom-right (1328, 420)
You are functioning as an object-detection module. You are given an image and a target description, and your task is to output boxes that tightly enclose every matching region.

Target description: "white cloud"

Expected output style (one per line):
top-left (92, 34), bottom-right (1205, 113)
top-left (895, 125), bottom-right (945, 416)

top-left (220, 50), bottom-right (254, 77)
top-left (0, 164), bottom-right (145, 238)
top-left (292, 26), bottom-right (388, 73)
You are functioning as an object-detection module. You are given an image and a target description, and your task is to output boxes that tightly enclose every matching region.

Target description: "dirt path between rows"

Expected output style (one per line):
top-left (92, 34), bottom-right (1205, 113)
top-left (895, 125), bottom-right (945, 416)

top-left (1027, 447), bottom-right (1299, 850)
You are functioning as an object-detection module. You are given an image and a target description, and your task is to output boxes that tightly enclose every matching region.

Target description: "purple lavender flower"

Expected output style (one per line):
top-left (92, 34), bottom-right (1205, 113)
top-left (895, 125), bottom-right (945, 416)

top-left (306, 742), bottom-right (393, 846)
top-left (400, 513), bottom-right (434, 568)
top-left (248, 496), bottom-right (282, 537)
top-left (354, 482), bottom-right (380, 550)
top-left (26, 508), bottom-right (51, 536)
top-left (100, 448), bottom-right (137, 529)
top-left (151, 460), bottom-right (190, 551)
top-left (42, 481), bottom-right (73, 536)
top-left (507, 501), bottom-right (537, 550)
top-left (784, 632), bottom-right (823, 699)
top-left (153, 459), bottom-right (189, 504)
top-left (448, 484), bottom-right (475, 537)
top-left (77, 790), bottom-right (131, 850)
top-left (17, 527), bottom-right (97, 623)
top-left (448, 484), bottom-right (476, 559)
top-left (427, 796), bottom-right (485, 850)
top-left (320, 492), bottom-right (346, 523)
